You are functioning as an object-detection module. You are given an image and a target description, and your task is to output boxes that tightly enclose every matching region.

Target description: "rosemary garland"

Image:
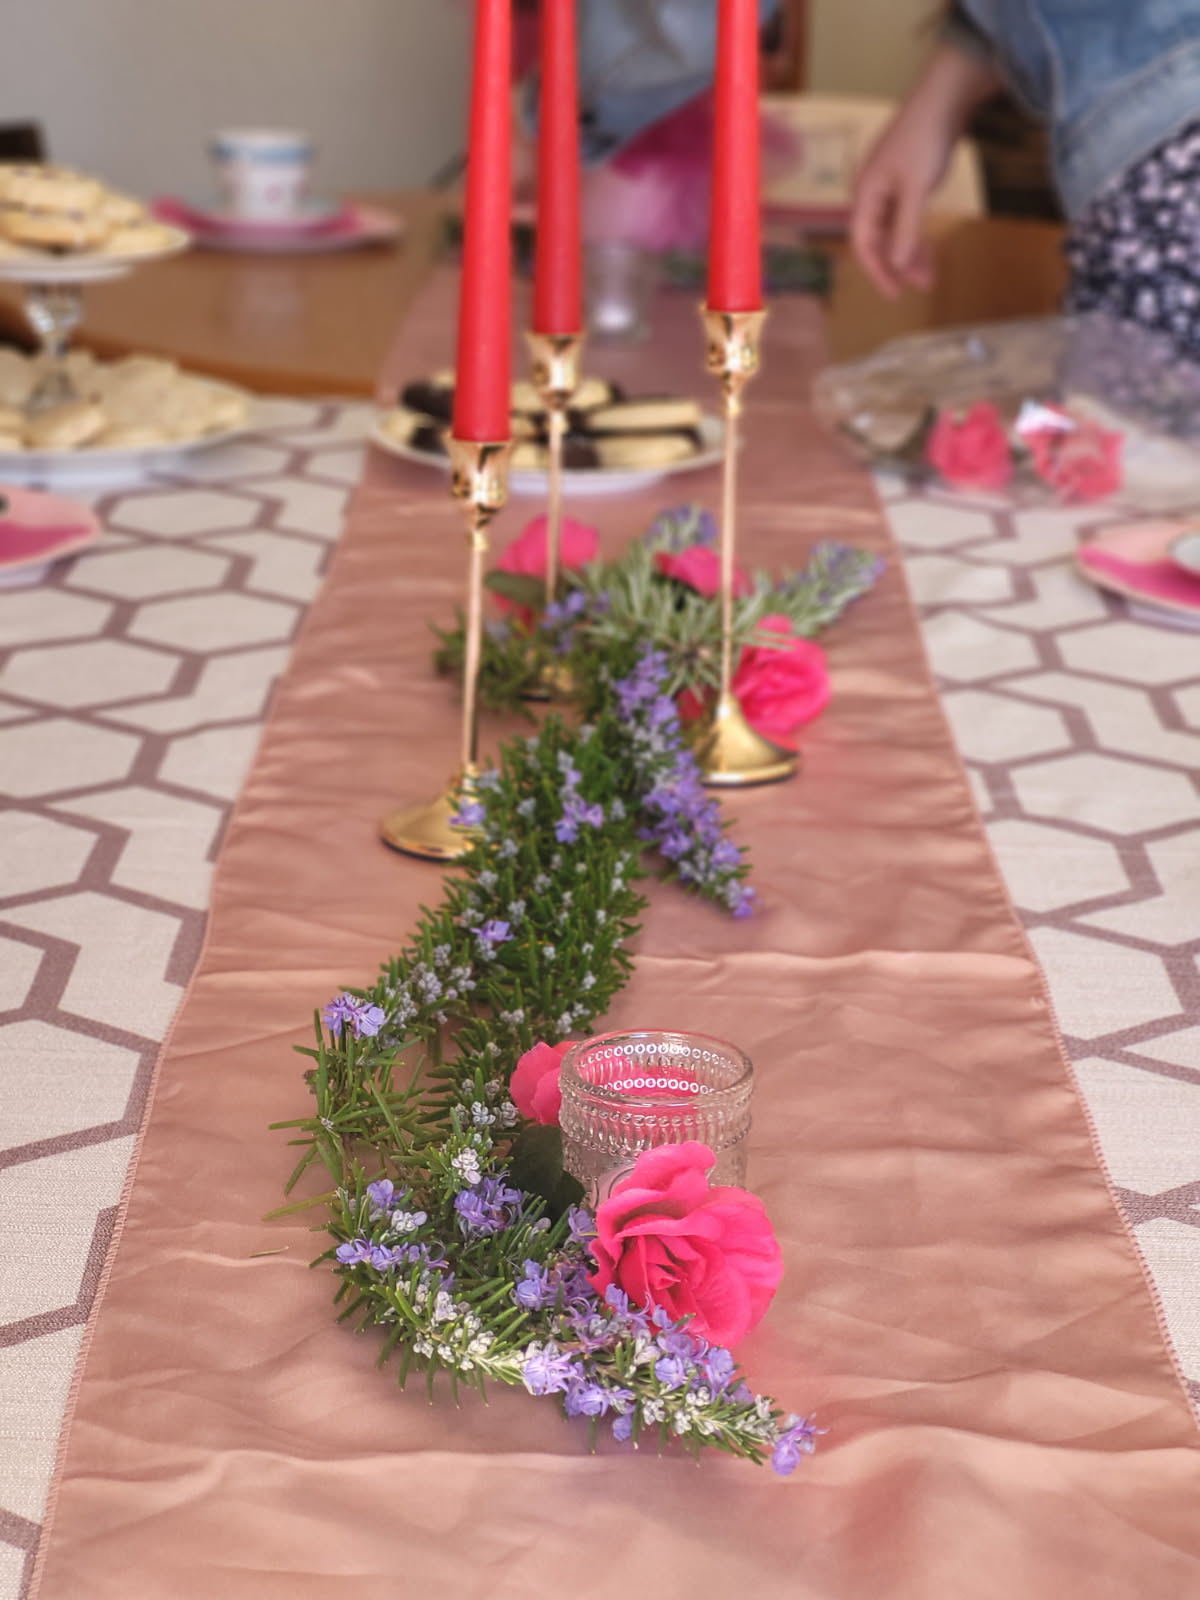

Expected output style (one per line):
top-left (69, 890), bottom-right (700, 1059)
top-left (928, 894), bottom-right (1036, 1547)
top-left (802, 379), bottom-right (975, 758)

top-left (277, 509), bottom-right (880, 1472)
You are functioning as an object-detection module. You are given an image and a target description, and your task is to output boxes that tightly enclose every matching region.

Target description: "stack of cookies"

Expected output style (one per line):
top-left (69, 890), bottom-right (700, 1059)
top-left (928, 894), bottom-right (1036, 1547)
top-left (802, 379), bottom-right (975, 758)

top-left (0, 350), bottom-right (249, 452)
top-left (0, 165), bottom-right (179, 259)
top-left (383, 370), bottom-right (707, 472)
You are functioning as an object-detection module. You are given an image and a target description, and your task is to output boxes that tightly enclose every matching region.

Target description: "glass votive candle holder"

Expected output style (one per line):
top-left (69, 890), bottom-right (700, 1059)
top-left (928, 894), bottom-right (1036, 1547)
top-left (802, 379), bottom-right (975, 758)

top-left (584, 239), bottom-right (657, 343)
top-left (560, 1029), bottom-right (754, 1204)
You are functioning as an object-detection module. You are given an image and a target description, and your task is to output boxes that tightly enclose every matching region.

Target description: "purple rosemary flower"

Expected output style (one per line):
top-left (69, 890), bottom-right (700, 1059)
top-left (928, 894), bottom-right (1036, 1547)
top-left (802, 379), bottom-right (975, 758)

top-left (543, 590), bottom-right (588, 628)
top-left (555, 788), bottom-right (604, 844)
top-left (451, 800), bottom-right (486, 828)
top-left (730, 885), bottom-right (757, 919)
top-left (568, 1311), bottom-right (618, 1354)
top-left (334, 1238), bottom-right (375, 1266)
top-left (365, 1179), bottom-right (396, 1213)
top-left (453, 1176), bottom-right (522, 1237)
top-left (471, 919), bottom-right (512, 954)
top-left (654, 1354), bottom-right (690, 1391)
top-left (657, 1328), bottom-right (698, 1360)
top-left (699, 1346), bottom-right (737, 1395)
top-left (334, 1238), bottom-right (421, 1273)
top-left (771, 1415), bottom-right (827, 1476)
top-left (612, 650), bottom-right (754, 917)
top-left (603, 1284), bottom-right (651, 1332)
top-left (564, 1375), bottom-right (614, 1418)
top-left (612, 1411), bottom-right (635, 1442)
top-left (323, 992), bottom-right (387, 1040)
top-left (513, 1259), bottom-right (554, 1310)
top-left (567, 1205), bottom-right (596, 1243)
top-left (644, 504), bottom-right (718, 552)
top-left (521, 1343), bottom-right (578, 1396)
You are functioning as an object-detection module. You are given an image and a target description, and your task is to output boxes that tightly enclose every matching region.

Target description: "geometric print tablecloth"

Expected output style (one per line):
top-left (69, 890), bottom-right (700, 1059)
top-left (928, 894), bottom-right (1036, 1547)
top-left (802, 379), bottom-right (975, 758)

top-left (0, 401), bottom-right (372, 1599)
top-left (2, 432), bottom-right (1198, 1597)
top-left (881, 477), bottom-right (1200, 1410)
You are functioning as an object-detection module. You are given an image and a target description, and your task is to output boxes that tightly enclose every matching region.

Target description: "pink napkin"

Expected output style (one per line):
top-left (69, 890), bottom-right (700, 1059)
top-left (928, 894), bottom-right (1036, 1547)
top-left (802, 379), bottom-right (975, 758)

top-left (0, 485), bottom-right (100, 573)
top-left (1077, 519), bottom-right (1200, 615)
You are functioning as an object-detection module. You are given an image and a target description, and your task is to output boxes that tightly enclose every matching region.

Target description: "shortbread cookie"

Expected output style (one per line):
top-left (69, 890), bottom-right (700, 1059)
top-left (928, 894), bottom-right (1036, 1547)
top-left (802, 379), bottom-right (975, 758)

top-left (102, 222), bottom-right (179, 257)
top-left (382, 405), bottom-right (447, 457)
top-left (3, 208), bottom-right (109, 250)
top-left (25, 400), bottom-right (106, 449)
top-left (582, 397), bottom-right (703, 434)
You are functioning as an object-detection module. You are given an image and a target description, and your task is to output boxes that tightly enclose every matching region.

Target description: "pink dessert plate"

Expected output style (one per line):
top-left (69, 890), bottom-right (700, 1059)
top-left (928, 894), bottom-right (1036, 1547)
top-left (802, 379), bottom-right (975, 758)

top-left (1076, 518), bottom-right (1200, 620)
top-left (0, 485), bottom-right (101, 575)
top-left (152, 197), bottom-right (404, 254)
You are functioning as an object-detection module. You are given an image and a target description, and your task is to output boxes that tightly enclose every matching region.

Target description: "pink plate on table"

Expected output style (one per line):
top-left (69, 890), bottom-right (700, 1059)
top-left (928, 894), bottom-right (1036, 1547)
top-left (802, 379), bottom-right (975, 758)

top-left (0, 486), bottom-right (100, 578)
top-left (1076, 519), bottom-right (1200, 621)
top-left (152, 197), bottom-right (405, 254)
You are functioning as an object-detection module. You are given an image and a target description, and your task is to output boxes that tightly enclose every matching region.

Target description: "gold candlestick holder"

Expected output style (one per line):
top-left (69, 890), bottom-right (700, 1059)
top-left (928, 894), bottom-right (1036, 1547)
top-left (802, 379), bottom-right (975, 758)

top-left (691, 306), bottom-right (797, 787)
top-left (521, 328), bottom-right (585, 701)
top-left (380, 437), bottom-right (513, 860)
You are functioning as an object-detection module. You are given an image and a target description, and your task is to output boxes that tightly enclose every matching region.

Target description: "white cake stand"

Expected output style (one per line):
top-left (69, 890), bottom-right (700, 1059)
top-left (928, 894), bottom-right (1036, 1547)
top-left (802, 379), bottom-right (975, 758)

top-left (0, 228), bottom-right (190, 413)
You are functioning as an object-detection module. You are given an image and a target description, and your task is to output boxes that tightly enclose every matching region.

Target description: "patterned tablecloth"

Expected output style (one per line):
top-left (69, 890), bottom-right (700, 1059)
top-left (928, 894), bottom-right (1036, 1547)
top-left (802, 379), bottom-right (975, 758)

top-left (0, 406), bottom-right (1197, 1596)
top-left (882, 478), bottom-right (1200, 1411)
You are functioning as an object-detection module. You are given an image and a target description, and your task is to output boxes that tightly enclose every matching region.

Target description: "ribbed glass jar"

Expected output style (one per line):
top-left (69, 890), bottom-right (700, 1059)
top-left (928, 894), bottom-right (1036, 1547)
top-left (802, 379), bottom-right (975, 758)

top-left (560, 1029), bottom-right (754, 1204)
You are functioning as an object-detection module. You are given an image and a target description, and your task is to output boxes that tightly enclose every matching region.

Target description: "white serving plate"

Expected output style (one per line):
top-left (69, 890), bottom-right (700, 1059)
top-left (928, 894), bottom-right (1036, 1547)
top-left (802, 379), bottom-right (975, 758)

top-left (371, 411), bottom-right (724, 497)
top-left (1169, 528), bottom-right (1200, 577)
top-left (0, 380), bottom-right (254, 486)
top-left (0, 225), bottom-right (191, 284)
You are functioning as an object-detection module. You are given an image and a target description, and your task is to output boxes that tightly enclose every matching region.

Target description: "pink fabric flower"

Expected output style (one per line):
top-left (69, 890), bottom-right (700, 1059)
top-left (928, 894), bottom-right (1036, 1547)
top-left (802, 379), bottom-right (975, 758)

top-left (1026, 421), bottom-right (1123, 503)
top-left (494, 515), bottom-right (599, 624)
top-left (731, 614), bottom-right (831, 749)
top-left (588, 1141), bottom-right (784, 1348)
top-left (655, 544), bottom-right (752, 598)
top-left (509, 1040), bottom-right (572, 1126)
top-left (497, 514), bottom-right (598, 581)
top-left (926, 402), bottom-right (1012, 491)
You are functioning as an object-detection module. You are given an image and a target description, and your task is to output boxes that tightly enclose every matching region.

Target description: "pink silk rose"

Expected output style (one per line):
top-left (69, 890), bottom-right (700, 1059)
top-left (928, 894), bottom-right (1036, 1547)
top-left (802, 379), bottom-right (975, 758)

top-left (509, 1039), bottom-right (572, 1126)
top-left (655, 544), bottom-right (753, 598)
top-left (926, 402), bottom-right (1012, 491)
top-left (730, 614), bottom-right (830, 749)
top-left (495, 515), bottom-right (599, 624)
top-left (1026, 420), bottom-right (1122, 503)
top-left (588, 1141), bottom-right (784, 1348)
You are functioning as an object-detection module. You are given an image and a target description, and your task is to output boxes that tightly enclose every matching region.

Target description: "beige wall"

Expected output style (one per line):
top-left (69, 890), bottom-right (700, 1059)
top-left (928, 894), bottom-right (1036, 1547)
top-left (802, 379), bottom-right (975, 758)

top-left (808, 0), bottom-right (936, 101)
top-left (0, 0), bottom-right (471, 199)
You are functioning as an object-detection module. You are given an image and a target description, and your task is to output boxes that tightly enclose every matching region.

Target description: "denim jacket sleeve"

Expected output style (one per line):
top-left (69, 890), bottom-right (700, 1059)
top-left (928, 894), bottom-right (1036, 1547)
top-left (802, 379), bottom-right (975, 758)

top-left (944, 1), bottom-right (1200, 215)
top-left (574, 0), bottom-right (781, 163)
top-left (939, 2), bottom-right (996, 67)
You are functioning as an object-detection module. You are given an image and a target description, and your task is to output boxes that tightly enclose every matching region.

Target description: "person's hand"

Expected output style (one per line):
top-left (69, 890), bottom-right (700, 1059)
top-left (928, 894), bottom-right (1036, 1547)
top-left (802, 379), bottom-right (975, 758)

top-left (851, 109), bottom-right (954, 298)
top-left (851, 42), bottom-right (1002, 298)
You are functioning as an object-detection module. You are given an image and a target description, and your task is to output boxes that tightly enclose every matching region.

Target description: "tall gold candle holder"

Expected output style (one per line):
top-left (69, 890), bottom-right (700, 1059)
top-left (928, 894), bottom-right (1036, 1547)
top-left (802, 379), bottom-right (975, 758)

top-left (380, 437), bottom-right (513, 860)
top-left (692, 307), bottom-right (797, 787)
top-left (522, 328), bottom-right (585, 701)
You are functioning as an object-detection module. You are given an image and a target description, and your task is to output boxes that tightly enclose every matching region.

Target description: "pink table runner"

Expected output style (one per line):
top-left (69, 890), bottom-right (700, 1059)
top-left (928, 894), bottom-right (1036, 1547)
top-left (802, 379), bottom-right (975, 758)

top-left (30, 281), bottom-right (1200, 1599)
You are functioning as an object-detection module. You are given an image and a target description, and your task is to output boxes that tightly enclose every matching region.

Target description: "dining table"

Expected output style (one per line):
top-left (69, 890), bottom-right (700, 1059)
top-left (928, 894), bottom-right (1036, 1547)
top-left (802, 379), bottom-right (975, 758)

top-left (1, 202), bottom-right (1197, 1600)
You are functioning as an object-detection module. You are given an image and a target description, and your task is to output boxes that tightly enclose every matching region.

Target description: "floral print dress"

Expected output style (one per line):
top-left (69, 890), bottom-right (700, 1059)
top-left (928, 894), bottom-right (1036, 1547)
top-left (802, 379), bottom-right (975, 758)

top-left (1066, 119), bottom-right (1200, 362)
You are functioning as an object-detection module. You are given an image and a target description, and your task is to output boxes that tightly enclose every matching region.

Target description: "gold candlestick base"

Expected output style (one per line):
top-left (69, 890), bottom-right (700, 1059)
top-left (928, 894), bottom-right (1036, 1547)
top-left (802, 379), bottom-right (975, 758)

top-left (693, 304), bottom-right (798, 787)
top-left (380, 436), bottom-right (511, 861)
top-left (691, 692), bottom-right (798, 787)
top-left (380, 768), bottom-right (481, 861)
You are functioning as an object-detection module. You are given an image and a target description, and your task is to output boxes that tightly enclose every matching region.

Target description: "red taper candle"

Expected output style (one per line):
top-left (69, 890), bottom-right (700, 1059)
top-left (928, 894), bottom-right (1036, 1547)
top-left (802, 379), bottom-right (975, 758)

top-left (707, 0), bottom-right (763, 312)
top-left (453, 0), bottom-right (513, 442)
top-left (533, 0), bottom-right (582, 333)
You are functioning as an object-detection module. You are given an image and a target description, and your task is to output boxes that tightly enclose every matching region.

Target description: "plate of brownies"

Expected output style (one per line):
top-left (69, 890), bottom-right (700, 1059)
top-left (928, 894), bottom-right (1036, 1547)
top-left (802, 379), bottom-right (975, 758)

top-left (374, 371), bottom-right (723, 495)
